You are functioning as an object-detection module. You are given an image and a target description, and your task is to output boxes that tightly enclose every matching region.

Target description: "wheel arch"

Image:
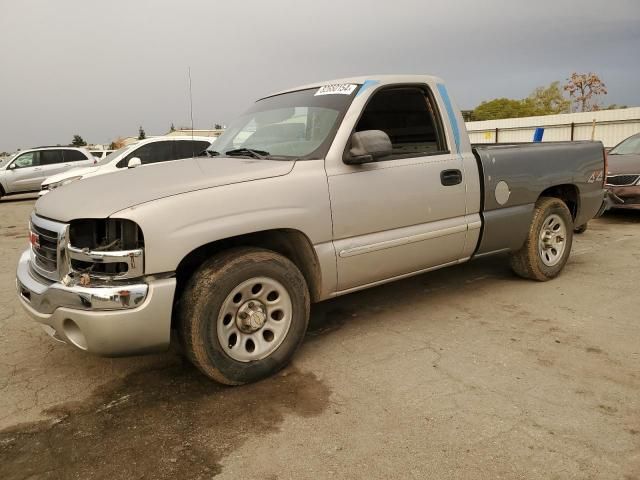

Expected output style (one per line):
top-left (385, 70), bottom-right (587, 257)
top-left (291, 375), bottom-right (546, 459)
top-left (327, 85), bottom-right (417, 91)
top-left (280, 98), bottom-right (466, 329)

top-left (174, 228), bottom-right (323, 307)
top-left (538, 184), bottom-right (580, 220)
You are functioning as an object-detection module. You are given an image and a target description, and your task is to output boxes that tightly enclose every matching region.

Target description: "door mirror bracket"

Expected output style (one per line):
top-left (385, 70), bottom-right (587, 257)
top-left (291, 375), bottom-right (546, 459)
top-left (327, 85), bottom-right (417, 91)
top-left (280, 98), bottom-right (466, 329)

top-left (344, 130), bottom-right (393, 165)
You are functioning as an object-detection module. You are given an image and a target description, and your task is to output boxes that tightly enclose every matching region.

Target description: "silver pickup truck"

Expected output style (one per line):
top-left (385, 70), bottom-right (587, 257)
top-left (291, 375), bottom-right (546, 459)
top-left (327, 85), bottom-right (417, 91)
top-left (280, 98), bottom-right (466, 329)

top-left (16, 75), bottom-right (606, 385)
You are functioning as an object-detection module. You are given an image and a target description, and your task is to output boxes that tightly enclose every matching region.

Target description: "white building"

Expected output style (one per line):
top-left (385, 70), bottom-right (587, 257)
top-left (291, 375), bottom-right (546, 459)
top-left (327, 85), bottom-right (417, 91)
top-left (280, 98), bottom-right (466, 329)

top-left (466, 107), bottom-right (640, 148)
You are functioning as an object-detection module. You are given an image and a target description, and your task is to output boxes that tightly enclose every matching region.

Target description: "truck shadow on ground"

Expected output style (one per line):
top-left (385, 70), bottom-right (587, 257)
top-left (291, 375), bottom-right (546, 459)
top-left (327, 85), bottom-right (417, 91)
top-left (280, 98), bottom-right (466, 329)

top-left (0, 255), bottom-right (511, 480)
top-left (599, 209), bottom-right (640, 224)
top-left (0, 359), bottom-right (331, 480)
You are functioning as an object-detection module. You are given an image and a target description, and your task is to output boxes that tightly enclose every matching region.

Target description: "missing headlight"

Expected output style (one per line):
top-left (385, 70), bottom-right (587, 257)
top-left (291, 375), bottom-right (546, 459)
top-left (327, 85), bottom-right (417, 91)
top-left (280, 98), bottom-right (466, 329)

top-left (68, 219), bottom-right (144, 277)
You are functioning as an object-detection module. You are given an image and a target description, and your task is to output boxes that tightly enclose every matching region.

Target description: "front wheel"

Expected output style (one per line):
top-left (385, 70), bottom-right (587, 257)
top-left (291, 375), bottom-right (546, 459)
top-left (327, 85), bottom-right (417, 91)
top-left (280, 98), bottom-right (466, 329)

top-left (178, 247), bottom-right (310, 385)
top-left (510, 197), bottom-right (574, 281)
top-left (574, 222), bottom-right (588, 234)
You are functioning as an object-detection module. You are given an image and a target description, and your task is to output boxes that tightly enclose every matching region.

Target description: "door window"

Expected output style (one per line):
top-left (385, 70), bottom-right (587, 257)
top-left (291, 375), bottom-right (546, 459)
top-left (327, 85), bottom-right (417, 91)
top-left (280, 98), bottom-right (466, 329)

top-left (354, 86), bottom-right (447, 160)
top-left (174, 140), bottom-right (211, 159)
top-left (12, 152), bottom-right (40, 168)
top-left (40, 150), bottom-right (65, 165)
top-left (122, 141), bottom-right (174, 166)
top-left (63, 149), bottom-right (91, 162)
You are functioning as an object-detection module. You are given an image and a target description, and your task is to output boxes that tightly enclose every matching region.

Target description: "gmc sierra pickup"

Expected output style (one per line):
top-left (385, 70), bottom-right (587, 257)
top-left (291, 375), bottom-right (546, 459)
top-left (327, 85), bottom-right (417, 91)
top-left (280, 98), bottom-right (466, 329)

top-left (16, 75), bottom-right (607, 385)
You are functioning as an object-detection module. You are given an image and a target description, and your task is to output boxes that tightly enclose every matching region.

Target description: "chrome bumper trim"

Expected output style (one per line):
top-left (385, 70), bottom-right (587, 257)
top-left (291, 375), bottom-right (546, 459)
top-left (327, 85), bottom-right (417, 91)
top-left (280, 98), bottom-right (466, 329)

top-left (67, 245), bottom-right (144, 279)
top-left (16, 250), bottom-right (148, 314)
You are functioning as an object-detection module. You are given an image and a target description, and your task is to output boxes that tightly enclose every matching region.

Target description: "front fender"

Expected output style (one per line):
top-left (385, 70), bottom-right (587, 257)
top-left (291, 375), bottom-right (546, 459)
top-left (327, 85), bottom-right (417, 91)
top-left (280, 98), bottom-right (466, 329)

top-left (111, 161), bottom-right (333, 275)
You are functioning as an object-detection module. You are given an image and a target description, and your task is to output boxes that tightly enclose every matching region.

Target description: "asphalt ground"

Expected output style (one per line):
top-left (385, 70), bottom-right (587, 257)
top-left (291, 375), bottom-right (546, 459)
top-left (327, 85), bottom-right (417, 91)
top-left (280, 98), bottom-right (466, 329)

top-left (1, 193), bottom-right (639, 479)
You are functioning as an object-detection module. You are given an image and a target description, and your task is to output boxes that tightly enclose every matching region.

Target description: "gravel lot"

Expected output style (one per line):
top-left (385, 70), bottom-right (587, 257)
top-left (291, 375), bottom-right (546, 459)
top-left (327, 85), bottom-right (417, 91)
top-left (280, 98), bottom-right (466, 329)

top-left (1, 194), bottom-right (639, 480)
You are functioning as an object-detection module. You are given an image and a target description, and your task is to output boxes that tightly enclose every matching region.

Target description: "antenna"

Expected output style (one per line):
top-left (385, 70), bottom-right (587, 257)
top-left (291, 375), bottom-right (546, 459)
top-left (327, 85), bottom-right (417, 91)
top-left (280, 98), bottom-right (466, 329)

top-left (188, 66), bottom-right (194, 156)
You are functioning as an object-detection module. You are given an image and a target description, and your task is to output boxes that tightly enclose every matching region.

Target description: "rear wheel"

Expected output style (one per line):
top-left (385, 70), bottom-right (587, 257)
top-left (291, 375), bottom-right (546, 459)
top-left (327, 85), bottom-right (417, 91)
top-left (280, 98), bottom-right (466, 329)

top-left (178, 247), bottom-right (310, 385)
top-left (510, 197), bottom-right (574, 281)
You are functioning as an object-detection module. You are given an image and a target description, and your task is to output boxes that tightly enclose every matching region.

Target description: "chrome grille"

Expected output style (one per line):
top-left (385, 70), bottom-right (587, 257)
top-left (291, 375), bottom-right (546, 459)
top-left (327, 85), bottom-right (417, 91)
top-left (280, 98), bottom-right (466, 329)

top-left (31, 223), bottom-right (57, 272)
top-left (606, 174), bottom-right (639, 186)
top-left (29, 214), bottom-right (68, 281)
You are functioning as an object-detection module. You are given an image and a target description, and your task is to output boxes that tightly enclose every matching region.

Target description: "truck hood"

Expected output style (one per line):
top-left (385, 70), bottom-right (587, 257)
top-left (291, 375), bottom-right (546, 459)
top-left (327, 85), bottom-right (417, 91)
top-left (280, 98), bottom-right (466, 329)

top-left (607, 154), bottom-right (640, 175)
top-left (43, 166), bottom-right (100, 186)
top-left (35, 157), bottom-right (295, 222)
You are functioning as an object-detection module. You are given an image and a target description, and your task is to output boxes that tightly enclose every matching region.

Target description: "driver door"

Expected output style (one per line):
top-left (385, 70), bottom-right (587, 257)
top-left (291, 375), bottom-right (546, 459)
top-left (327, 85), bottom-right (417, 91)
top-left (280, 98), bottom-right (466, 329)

top-left (328, 85), bottom-right (468, 292)
top-left (6, 151), bottom-right (42, 193)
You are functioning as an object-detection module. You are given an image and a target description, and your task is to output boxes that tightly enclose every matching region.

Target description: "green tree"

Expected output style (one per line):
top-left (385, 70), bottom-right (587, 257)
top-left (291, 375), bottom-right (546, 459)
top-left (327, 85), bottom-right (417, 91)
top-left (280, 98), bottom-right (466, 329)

top-left (471, 81), bottom-right (573, 120)
top-left (472, 98), bottom-right (536, 121)
top-left (138, 126), bottom-right (146, 140)
top-left (214, 123), bottom-right (223, 130)
top-left (169, 122), bottom-right (176, 132)
top-left (71, 134), bottom-right (87, 146)
top-left (527, 81), bottom-right (570, 115)
top-left (605, 104), bottom-right (628, 110)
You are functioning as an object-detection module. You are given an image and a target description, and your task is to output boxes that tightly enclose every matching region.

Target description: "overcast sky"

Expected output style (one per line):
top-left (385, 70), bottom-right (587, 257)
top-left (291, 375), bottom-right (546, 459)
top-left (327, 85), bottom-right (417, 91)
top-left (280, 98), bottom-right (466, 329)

top-left (0, 0), bottom-right (638, 152)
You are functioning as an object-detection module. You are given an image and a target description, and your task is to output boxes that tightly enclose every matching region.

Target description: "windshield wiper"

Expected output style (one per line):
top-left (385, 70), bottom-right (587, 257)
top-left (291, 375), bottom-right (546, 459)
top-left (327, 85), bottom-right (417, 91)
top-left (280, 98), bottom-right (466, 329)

top-left (225, 148), bottom-right (270, 159)
top-left (206, 150), bottom-right (220, 157)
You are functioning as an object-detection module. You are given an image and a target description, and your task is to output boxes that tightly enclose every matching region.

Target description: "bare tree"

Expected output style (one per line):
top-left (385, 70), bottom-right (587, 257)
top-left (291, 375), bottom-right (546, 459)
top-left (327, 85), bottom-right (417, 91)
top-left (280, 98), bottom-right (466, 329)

top-left (563, 73), bottom-right (607, 112)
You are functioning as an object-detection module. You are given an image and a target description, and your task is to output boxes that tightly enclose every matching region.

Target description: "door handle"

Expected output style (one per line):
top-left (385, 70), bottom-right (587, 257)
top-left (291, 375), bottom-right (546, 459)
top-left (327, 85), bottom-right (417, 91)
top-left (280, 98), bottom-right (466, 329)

top-left (34, 167), bottom-right (42, 171)
top-left (440, 169), bottom-right (462, 186)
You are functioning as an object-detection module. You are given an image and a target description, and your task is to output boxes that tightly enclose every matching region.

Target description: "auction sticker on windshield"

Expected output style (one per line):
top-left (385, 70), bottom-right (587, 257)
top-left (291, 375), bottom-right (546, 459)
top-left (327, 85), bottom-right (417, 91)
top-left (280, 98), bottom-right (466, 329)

top-left (315, 84), bottom-right (358, 96)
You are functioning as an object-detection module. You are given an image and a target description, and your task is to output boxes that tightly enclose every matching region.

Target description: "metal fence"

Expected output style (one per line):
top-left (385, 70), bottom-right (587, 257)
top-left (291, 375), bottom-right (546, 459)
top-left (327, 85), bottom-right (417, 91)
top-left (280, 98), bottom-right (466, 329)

top-left (466, 107), bottom-right (640, 148)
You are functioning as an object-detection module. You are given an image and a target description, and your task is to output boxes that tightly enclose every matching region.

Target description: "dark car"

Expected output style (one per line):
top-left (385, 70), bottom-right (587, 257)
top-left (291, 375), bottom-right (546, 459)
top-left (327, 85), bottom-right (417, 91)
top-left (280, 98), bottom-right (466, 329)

top-left (606, 133), bottom-right (640, 210)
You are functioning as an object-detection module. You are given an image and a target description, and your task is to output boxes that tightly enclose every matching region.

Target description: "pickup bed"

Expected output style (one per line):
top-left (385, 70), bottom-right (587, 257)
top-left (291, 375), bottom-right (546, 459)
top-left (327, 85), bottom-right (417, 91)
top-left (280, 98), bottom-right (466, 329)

top-left (16, 75), bottom-right (606, 384)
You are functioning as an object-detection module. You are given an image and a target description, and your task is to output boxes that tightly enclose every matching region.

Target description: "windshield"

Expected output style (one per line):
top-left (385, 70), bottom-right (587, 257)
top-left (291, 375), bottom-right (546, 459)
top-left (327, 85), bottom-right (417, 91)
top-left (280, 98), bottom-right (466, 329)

top-left (97, 145), bottom-right (130, 165)
top-left (610, 134), bottom-right (640, 155)
top-left (208, 86), bottom-right (360, 159)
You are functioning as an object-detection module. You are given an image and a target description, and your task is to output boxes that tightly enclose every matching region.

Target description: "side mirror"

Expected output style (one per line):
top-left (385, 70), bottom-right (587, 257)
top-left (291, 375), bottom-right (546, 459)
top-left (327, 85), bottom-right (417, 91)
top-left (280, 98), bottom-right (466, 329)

top-left (127, 157), bottom-right (142, 169)
top-left (344, 130), bottom-right (392, 165)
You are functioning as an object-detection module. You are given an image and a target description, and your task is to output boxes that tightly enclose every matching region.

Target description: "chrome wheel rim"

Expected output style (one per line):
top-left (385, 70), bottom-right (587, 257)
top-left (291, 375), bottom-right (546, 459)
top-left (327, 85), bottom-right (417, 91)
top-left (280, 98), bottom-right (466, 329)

top-left (538, 214), bottom-right (567, 267)
top-left (217, 276), bottom-right (292, 362)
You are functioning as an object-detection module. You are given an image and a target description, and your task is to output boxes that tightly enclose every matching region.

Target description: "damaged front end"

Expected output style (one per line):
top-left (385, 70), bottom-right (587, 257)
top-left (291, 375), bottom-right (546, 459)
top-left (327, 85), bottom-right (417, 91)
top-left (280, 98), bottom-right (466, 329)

top-left (16, 213), bottom-right (175, 356)
top-left (66, 218), bottom-right (144, 284)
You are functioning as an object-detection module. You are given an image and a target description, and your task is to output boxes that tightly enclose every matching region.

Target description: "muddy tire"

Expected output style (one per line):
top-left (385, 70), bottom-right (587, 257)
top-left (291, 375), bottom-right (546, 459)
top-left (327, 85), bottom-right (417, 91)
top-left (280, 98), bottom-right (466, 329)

top-left (574, 222), bottom-right (588, 234)
top-left (509, 197), bottom-right (574, 281)
top-left (178, 247), bottom-right (310, 385)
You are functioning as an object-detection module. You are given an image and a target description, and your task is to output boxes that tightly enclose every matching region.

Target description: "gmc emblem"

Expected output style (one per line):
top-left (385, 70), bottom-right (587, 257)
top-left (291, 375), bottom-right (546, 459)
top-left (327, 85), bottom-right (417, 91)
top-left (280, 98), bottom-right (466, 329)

top-left (29, 231), bottom-right (40, 248)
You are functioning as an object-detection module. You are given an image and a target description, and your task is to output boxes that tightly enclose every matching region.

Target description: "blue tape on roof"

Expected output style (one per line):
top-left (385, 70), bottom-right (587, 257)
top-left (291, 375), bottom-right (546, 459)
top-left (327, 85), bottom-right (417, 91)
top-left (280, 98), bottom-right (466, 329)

top-left (436, 83), bottom-right (460, 155)
top-left (356, 79), bottom-right (380, 97)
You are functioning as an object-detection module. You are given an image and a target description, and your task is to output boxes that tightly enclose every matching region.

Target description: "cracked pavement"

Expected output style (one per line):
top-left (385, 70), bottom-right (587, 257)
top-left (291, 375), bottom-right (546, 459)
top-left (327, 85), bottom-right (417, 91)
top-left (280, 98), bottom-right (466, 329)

top-left (1, 194), bottom-right (639, 479)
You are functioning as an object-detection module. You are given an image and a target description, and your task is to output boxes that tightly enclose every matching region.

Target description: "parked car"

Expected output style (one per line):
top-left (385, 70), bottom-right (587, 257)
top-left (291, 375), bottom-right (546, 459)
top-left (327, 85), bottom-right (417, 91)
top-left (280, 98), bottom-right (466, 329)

top-left (605, 132), bottom-right (640, 210)
top-left (0, 147), bottom-right (94, 200)
top-left (17, 75), bottom-right (606, 385)
top-left (89, 150), bottom-right (115, 160)
top-left (40, 136), bottom-right (214, 195)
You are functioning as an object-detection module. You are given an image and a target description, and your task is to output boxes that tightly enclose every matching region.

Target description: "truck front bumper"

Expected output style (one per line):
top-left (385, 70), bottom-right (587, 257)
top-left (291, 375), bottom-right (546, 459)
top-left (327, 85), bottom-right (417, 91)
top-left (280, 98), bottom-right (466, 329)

top-left (16, 249), bottom-right (176, 357)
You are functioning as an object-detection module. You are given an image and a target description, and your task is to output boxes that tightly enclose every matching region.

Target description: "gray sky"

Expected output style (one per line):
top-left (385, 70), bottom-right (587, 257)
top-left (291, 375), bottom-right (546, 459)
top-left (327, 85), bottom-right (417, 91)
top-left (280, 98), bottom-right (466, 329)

top-left (0, 0), bottom-right (638, 152)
